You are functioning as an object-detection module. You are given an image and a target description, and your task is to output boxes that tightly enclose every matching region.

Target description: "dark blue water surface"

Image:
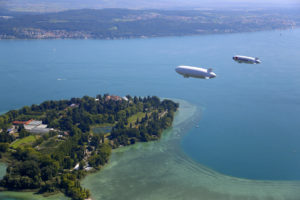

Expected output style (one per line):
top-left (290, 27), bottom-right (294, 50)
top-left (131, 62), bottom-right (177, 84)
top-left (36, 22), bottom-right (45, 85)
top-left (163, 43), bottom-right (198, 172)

top-left (0, 29), bottom-right (300, 180)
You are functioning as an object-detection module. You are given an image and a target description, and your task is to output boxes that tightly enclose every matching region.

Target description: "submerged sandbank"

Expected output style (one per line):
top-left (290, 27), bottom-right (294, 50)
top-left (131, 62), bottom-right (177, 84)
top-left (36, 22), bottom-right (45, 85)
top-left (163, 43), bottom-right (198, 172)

top-left (0, 192), bottom-right (69, 200)
top-left (81, 100), bottom-right (300, 200)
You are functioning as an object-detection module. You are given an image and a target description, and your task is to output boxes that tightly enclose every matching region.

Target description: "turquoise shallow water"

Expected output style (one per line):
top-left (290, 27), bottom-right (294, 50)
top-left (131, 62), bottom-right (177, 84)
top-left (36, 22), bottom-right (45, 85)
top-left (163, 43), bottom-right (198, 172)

top-left (0, 29), bottom-right (300, 199)
top-left (81, 100), bottom-right (300, 200)
top-left (0, 192), bottom-right (68, 200)
top-left (0, 163), bottom-right (6, 179)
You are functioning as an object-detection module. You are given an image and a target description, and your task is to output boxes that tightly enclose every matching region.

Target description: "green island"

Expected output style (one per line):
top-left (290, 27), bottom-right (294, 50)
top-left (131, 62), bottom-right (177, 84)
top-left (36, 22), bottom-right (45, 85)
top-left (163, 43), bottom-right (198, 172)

top-left (0, 94), bottom-right (179, 200)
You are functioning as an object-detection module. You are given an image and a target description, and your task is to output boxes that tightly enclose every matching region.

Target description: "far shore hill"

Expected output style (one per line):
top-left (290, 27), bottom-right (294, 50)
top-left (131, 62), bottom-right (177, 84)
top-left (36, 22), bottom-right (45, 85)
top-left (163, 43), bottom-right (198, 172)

top-left (0, 8), bottom-right (299, 39)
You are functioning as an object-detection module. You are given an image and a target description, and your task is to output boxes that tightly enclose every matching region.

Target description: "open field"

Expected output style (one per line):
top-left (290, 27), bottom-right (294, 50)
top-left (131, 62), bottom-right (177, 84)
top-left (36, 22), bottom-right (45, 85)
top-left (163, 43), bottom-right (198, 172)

top-left (10, 135), bottom-right (37, 148)
top-left (127, 112), bottom-right (146, 125)
top-left (38, 136), bottom-right (65, 154)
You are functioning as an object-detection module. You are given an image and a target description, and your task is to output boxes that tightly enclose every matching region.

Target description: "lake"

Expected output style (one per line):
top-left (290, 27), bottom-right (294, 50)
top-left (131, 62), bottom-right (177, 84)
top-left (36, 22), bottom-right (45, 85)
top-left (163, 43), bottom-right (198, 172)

top-left (0, 29), bottom-right (300, 199)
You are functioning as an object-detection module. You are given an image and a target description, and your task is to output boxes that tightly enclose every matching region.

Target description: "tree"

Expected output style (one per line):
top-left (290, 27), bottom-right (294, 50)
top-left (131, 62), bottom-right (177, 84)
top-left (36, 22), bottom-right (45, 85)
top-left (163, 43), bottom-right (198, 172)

top-left (90, 135), bottom-right (100, 148)
top-left (0, 131), bottom-right (15, 143)
top-left (0, 143), bottom-right (9, 152)
top-left (59, 117), bottom-right (73, 131)
top-left (19, 160), bottom-right (41, 179)
top-left (19, 128), bottom-right (30, 138)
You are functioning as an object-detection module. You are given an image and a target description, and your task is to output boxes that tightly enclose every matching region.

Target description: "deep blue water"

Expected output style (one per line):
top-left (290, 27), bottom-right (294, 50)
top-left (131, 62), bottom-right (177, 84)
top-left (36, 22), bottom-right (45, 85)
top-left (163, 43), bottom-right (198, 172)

top-left (0, 29), bottom-right (300, 180)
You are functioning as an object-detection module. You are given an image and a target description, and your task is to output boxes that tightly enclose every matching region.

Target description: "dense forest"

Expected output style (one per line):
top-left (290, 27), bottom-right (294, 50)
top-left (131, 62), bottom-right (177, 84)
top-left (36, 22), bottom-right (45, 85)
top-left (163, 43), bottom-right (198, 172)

top-left (0, 94), bottom-right (178, 200)
top-left (0, 8), bottom-right (299, 39)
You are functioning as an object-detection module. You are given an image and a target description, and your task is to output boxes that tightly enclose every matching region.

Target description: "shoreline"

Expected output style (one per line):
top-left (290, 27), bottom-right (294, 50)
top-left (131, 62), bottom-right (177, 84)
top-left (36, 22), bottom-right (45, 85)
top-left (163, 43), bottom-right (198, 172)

top-left (0, 100), bottom-right (300, 199)
top-left (0, 28), bottom-right (298, 200)
top-left (81, 100), bottom-right (300, 200)
top-left (0, 96), bottom-right (179, 200)
top-left (0, 27), bottom-right (299, 41)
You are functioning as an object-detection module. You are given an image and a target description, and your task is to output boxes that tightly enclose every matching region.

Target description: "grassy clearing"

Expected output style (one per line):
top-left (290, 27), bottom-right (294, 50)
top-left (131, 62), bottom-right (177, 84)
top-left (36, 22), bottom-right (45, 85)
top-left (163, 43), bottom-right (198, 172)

top-left (10, 135), bottom-right (37, 148)
top-left (127, 112), bottom-right (146, 125)
top-left (39, 137), bottom-right (64, 154)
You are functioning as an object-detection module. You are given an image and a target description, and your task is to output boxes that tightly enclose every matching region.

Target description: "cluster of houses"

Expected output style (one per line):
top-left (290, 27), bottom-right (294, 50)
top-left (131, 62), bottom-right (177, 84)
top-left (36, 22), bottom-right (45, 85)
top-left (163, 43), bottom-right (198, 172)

top-left (11, 119), bottom-right (52, 134)
top-left (104, 95), bottom-right (128, 102)
top-left (4, 95), bottom-right (129, 136)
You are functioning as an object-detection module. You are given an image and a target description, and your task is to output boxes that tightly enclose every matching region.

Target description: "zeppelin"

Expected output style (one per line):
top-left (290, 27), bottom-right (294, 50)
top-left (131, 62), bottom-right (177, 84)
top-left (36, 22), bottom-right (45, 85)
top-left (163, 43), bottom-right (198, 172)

top-left (175, 65), bottom-right (216, 79)
top-left (233, 55), bottom-right (261, 64)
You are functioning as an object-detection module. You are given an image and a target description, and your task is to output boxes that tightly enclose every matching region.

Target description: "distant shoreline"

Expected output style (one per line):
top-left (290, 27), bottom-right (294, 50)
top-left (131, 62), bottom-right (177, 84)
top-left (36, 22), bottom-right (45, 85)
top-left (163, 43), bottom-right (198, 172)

top-left (0, 27), bottom-right (298, 41)
top-left (1, 8), bottom-right (299, 40)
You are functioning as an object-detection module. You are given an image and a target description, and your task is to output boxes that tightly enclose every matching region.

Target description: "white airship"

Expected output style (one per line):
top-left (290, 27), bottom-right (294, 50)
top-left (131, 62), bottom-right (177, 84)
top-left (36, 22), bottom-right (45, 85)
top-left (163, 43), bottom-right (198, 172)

top-left (175, 65), bottom-right (216, 79)
top-left (233, 55), bottom-right (261, 64)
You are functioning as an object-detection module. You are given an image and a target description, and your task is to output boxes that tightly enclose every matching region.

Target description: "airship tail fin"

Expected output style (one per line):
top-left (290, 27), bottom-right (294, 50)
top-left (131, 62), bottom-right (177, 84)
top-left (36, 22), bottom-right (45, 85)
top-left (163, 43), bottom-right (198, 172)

top-left (207, 68), bottom-right (213, 73)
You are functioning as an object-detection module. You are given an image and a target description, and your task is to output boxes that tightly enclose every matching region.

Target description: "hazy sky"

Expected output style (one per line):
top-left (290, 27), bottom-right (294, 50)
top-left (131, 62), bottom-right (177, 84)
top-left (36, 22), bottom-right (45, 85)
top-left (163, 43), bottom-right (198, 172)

top-left (164, 0), bottom-right (300, 8)
top-left (1, 0), bottom-right (299, 12)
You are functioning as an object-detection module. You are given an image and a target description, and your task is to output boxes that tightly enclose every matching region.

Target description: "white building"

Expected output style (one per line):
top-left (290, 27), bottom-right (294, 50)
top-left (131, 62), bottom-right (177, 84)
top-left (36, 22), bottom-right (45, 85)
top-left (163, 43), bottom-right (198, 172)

top-left (24, 120), bottom-right (50, 134)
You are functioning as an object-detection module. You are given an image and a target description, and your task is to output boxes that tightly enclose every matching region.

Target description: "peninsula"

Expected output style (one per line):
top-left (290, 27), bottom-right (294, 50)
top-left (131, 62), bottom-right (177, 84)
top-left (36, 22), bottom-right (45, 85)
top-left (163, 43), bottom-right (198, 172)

top-left (0, 94), bottom-right (179, 200)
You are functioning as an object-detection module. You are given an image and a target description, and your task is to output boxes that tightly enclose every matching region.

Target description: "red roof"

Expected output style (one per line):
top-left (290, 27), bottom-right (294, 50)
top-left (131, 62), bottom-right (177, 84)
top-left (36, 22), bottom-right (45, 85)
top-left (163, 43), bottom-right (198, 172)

top-left (12, 119), bottom-right (33, 125)
top-left (105, 95), bottom-right (122, 101)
